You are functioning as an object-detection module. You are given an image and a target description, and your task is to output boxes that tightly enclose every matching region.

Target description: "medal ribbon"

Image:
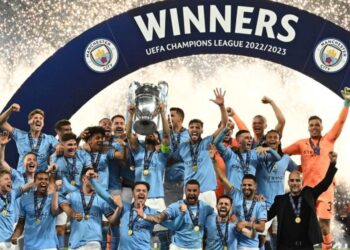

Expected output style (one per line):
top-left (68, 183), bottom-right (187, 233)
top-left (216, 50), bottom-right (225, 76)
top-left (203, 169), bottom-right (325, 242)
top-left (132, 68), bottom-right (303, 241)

top-left (143, 149), bottom-right (154, 171)
top-left (90, 152), bottom-right (101, 170)
top-left (251, 137), bottom-right (265, 149)
top-left (126, 141), bottom-right (136, 168)
top-left (34, 192), bottom-right (47, 222)
top-left (189, 139), bottom-right (202, 167)
top-left (23, 173), bottom-right (28, 184)
top-left (80, 190), bottom-right (95, 217)
top-left (170, 127), bottom-right (185, 151)
top-left (184, 200), bottom-right (200, 227)
top-left (216, 217), bottom-right (229, 247)
top-left (65, 156), bottom-right (77, 182)
top-left (28, 132), bottom-right (43, 154)
top-left (243, 198), bottom-right (256, 221)
top-left (128, 203), bottom-right (144, 232)
top-left (0, 193), bottom-right (11, 213)
top-left (289, 193), bottom-right (302, 218)
top-left (309, 138), bottom-right (321, 155)
top-left (237, 151), bottom-right (251, 175)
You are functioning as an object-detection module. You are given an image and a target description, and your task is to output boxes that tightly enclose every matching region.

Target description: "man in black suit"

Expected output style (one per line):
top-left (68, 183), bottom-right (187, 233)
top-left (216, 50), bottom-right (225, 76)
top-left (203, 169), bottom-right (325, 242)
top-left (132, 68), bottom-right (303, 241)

top-left (268, 151), bottom-right (338, 250)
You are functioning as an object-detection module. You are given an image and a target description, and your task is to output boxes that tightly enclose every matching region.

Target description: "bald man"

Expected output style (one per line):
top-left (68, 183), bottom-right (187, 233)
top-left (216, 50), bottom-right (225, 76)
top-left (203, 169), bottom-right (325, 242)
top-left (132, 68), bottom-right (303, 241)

top-left (267, 152), bottom-right (338, 250)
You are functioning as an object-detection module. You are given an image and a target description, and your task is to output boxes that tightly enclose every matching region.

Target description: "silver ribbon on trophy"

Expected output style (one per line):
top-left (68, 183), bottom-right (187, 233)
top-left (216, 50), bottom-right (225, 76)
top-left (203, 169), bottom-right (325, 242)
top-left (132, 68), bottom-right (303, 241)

top-left (127, 81), bottom-right (168, 135)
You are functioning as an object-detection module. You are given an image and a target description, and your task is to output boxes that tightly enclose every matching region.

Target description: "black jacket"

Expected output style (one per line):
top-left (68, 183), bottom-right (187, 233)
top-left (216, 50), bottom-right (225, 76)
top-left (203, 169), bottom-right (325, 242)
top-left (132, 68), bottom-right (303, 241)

top-left (268, 162), bottom-right (337, 248)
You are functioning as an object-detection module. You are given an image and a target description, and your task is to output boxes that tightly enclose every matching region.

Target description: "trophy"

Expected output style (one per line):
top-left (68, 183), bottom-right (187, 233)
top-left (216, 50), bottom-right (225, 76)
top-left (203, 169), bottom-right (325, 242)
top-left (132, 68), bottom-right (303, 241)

top-left (127, 81), bottom-right (168, 135)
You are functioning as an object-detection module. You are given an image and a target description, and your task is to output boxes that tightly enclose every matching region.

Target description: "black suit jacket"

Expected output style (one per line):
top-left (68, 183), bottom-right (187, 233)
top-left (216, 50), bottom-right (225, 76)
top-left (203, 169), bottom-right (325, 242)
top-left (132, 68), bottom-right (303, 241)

top-left (268, 162), bottom-right (337, 248)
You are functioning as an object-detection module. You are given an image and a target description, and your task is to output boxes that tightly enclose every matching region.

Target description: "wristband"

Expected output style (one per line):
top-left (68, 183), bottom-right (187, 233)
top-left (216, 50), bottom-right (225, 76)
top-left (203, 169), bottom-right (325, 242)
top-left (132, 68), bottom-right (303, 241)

top-left (160, 144), bottom-right (170, 153)
top-left (344, 100), bottom-right (350, 107)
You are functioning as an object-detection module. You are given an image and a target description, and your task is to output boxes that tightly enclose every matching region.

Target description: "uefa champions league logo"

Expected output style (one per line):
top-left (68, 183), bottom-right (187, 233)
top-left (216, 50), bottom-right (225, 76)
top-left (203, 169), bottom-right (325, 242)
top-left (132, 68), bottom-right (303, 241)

top-left (314, 38), bottom-right (348, 73)
top-left (84, 38), bottom-right (118, 73)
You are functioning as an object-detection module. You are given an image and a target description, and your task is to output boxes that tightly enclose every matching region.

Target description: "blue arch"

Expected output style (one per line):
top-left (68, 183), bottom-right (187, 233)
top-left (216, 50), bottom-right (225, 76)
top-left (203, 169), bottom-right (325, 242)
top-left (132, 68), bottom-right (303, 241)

top-left (2, 0), bottom-right (350, 132)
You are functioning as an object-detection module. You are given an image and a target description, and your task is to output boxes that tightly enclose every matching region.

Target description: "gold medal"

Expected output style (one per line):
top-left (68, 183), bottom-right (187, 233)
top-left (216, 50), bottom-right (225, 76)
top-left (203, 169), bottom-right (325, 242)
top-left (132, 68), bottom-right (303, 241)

top-left (36, 219), bottom-right (41, 224)
top-left (192, 165), bottom-right (198, 171)
top-left (224, 246), bottom-right (228, 250)
top-left (194, 225), bottom-right (200, 232)
top-left (70, 180), bottom-right (76, 185)
top-left (1, 210), bottom-right (7, 217)
top-left (143, 169), bottom-right (149, 176)
top-left (130, 165), bottom-right (135, 171)
top-left (85, 214), bottom-right (89, 220)
top-left (128, 229), bottom-right (133, 236)
top-left (295, 217), bottom-right (301, 223)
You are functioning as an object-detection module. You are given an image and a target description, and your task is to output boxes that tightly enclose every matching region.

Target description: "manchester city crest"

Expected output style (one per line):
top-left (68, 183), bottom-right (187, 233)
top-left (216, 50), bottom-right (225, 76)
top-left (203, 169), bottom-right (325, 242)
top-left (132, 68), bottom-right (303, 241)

top-left (314, 38), bottom-right (348, 73)
top-left (85, 38), bottom-right (118, 73)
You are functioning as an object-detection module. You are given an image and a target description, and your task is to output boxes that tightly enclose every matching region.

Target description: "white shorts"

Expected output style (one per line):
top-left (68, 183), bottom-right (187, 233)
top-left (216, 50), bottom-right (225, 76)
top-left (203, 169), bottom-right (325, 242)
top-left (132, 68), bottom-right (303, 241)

top-left (259, 216), bottom-right (277, 236)
top-left (121, 187), bottom-right (132, 203)
top-left (102, 214), bottom-right (108, 222)
top-left (109, 189), bottom-right (121, 197)
top-left (198, 190), bottom-right (216, 210)
top-left (169, 243), bottom-right (201, 250)
top-left (56, 211), bottom-right (68, 226)
top-left (69, 241), bottom-right (101, 250)
top-left (0, 242), bottom-right (16, 250)
top-left (145, 198), bottom-right (166, 212)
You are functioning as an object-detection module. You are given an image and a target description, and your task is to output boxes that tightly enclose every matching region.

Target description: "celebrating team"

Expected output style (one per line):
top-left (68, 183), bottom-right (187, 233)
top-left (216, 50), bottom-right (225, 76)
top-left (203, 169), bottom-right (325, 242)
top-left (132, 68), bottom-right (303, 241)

top-left (0, 86), bottom-right (349, 250)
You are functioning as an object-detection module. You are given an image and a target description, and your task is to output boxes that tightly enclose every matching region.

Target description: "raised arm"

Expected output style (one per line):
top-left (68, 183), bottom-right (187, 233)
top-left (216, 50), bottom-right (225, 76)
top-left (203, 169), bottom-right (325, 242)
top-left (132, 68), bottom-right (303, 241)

top-left (113, 141), bottom-right (127, 160)
top-left (126, 105), bottom-right (138, 150)
top-left (208, 144), bottom-right (233, 192)
top-left (213, 127), bottom-right (229, 153)
top-left (227, 107), bottom-right (249, 130)
top-left (47, 163), bottom-right (58, 194)
top-left (262, 96), bottom-right (285, 136)
top-left (0, 103), bottom-right (20, 132)
top-left (106, 195), bottom-right (124, 226)
top-left (210, 88), bottom-right (228, 138)
top-left (283, 140), bottom-right (301, 156)
top-left (325, 87), bottom-right (350, 142)
top-left (51, 190), bottom-right (60, 216)
top-left (0, 131), bottom-right (12, 171)
top-left (61, 176), bottom-right (78, 193)
top-left (160, 103), bottom-right (170, 147)
top-left (89, 177), bottom-right (118, 209)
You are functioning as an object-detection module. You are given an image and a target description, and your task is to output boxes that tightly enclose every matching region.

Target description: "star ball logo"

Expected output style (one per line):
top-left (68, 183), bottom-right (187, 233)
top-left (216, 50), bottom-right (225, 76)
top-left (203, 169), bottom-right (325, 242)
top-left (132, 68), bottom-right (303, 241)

top-left (85, 38), bottom-right (118, 73)
top-left (314, 38), bottom-right (348, 73)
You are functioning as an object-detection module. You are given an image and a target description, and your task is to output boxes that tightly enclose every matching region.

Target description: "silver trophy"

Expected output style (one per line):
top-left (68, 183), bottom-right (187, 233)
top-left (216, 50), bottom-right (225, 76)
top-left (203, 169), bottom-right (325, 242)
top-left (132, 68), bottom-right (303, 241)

top-left (127, 81), bottom-right (168, 135)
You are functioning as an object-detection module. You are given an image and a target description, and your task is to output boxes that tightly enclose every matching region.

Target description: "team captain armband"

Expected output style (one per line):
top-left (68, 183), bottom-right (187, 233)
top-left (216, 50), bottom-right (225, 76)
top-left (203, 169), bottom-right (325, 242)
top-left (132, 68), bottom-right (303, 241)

top-left (344, 100), bottom-right (350, 107)
top-left (160, 144), bottom-right (170, 153)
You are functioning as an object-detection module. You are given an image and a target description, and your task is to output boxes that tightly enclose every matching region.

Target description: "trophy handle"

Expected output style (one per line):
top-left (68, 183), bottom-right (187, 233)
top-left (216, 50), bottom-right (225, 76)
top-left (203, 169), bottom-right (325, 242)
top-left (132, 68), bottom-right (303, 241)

top-left (126, 81), bottom-right (141, 124)
top-left (157, 81), bottom-right (169, 130)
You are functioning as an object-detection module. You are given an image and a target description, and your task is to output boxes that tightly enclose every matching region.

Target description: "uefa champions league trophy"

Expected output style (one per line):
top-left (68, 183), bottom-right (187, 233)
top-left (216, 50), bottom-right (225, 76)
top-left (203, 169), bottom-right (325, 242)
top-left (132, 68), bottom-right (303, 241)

top-left (127, 81), bottom-right (168, 135)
